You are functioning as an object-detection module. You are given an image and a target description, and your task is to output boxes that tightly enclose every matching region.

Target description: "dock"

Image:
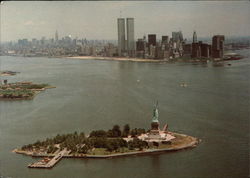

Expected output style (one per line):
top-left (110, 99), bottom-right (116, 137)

top-left (28, 148), bottom-right (70, 168)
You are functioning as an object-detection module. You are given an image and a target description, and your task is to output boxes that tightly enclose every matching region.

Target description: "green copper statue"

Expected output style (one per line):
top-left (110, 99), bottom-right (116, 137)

top-left (152, 101), bottom-right (159, 123)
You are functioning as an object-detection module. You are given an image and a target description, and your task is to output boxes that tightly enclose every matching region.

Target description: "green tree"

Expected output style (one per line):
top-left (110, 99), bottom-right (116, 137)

top-left (130, 128), bottom-right (138, 137)
top-left (106, 142), bottom-right (115, 152)
top-left (79, 132), bottom-right (85, 138)
top-left (112, 125), bottom-right (121, 137)
top-left (89, 130), bottom-right (107, 138)
top-left (78, 145), bottom-right (89, 154)
top-left (90, 137), bottom-right (107, 148)
top-left (107, 130), bottom-right (113, 137)
top-left (137, 128), bottom-right (146, 135)
top-left (105, 139), bottom-right (119, 152)
top-left (122, 124), bottom-right (130, 137)
top-left (128, 138), bottom-right (148, 150)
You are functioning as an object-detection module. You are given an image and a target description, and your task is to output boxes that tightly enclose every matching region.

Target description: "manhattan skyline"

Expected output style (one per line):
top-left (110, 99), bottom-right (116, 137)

top-left (1, 1), bottom-right (250, 42)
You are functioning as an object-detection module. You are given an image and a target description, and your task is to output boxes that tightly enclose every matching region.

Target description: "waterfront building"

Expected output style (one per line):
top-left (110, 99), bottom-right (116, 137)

top-left (183, 44), bottom-right (192, 57)
top-left (104, 43), bottom-right (117, 57)
top-left (193, 31), bottom-right (197, 43)
top-left (136, 39), bottom-right (145, 51)
top-left (149, 44), bottom-right (156, 58)
top-left (117, 18), bottom-right (126, 56)
top-left (148, 34), bottom-right (156, 47)
top-left (191, 31), bottom-right (200, 58)
top-left (191, 42), bottom-right (201, 58)
top-left (163, 50), bottom-right (170, 59)
top-left (136, 38), bottom-right (146, 58)
top-left (172, 31), bottom-right (183, 42)
top-left (89, 46), bottom-right (96, 56)
top-left (201, 43), bottom-right (211, 58)
top-left (161, 36), bottom-right (169, 50)
top-left (126, 18), bottom-right (135, 57)
top-left (192, 41), bottom-right (211, 58)
top-left (212, 35), bottom-right (225, 58)
top-left (18, 39), bottom-right (29, 46)
top-left (173, 42), bottom-right (177, 50)
top-left (117, 17), bottom-right (135, 57)
top-left (31, 38), bottom-right (39, 46)
top-left (162, 36), bottom-right (169, 44)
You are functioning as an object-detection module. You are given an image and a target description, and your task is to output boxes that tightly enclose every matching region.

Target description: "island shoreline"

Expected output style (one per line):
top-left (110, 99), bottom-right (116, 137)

top-left (13, 132), bottom-right (200, 159)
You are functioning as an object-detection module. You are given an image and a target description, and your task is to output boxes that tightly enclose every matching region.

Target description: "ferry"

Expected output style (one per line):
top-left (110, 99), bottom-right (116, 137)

top-left (224, 53), bottom-right (243, 61)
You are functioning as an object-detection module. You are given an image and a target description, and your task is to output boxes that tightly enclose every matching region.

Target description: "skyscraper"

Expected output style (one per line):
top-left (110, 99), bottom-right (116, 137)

top-left (201, 43), bottom-right (211, 58)
top-left (117, 18), bottom-right (126, 56)
top-left (191, 42), bottom-right (201, 58)
top-left (193, 31), bottom-right (197, 43)
top-left (136, 39), bottom-right (145, 51)
top-left (172, 31), bottom-right (183, 42)
top-left (148, 34), bottom-right (156, 46)
top-left (212, 35), bottom-right (225, 58)
top-left (126, 18), bottom-right (135, 57)
top-left (162, 36), bottom-right (168, 43)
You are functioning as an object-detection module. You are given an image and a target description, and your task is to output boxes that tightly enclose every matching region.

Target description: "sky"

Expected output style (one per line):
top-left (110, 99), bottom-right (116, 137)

top-left (1, 1), bottom-right (250, 42)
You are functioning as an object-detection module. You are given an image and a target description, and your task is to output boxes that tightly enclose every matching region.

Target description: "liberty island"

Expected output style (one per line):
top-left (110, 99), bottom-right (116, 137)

top-left (13, 103), bottom-right (199, 169)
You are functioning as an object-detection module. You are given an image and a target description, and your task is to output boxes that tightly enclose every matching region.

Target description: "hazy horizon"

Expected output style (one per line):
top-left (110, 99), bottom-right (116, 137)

top-left (1, 1), bottom-right (250, 42)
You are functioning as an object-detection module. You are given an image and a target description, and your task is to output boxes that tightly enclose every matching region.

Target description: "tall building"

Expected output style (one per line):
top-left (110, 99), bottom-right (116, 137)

top-left (183, 44), bottom-right (192, 57)
top-left (192, 41), bottom-right (211, 58)
top-left (55, 30), bottom-right (59, 42)
top-left (212, 35), bottom-right (225, 58)
top-left (117, 18), bottom-right (126, 56)
top-left (191, 42), bottom-right (201, 58)
top-left (136, 39), bottom-right (145, 51)
top-left (161, 36), bottom-right (169, 51)
top-left (136, 38), bottom-right (146, 58)
top-left (201, 43), bottom-right (211, 58)
top-left (172, 31), bottom-right (183, 42)
top-left (179, 31), bottom-right (183, 41)
top-left (149, 45), bottom-right (156, 59)
top-left (148, 34), bottom-right (156, 46)
top-left (193, 31), bottom-right (197, 43)
top-left (162, 36), bottom-right (169, 44)
top-left (126, 18), bottom-right (135, 57)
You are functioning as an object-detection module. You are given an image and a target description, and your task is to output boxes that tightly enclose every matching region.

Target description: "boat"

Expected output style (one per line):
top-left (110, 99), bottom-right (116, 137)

top-left (223, 53), bottom-right (243, 61)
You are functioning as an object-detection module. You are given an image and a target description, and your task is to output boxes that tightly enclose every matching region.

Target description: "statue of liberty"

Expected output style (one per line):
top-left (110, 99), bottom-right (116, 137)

top-left (152, 101), bottom-right (159, 123)
top-left (151, 101), bottom-right (160, 131)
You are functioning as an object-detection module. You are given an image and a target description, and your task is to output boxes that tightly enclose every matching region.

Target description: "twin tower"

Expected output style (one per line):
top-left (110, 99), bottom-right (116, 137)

top-left (117, 18), bottom-right (135, 57)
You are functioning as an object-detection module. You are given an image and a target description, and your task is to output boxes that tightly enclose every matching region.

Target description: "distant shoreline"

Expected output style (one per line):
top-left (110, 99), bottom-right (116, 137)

top-left (1, 54), bottom-right (244, 63)
top-left (63, 55), bottom-right (245, 63)
top-left (66, 56), bottom-right (169, 63)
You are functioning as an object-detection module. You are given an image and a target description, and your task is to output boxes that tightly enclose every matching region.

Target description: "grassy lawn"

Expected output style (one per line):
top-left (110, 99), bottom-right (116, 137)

top-left (89, 148), bottom-right (109, 155)
top-left (89, 147), bottom-right (137, 155)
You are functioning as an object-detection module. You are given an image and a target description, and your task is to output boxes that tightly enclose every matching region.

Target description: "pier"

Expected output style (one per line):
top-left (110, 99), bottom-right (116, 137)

top-left (28, 148), bottom-right (70, 168)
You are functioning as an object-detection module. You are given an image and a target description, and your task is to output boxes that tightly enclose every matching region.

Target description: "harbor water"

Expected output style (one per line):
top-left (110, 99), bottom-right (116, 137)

top-left (0, 49), bottom-right (249, 178)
